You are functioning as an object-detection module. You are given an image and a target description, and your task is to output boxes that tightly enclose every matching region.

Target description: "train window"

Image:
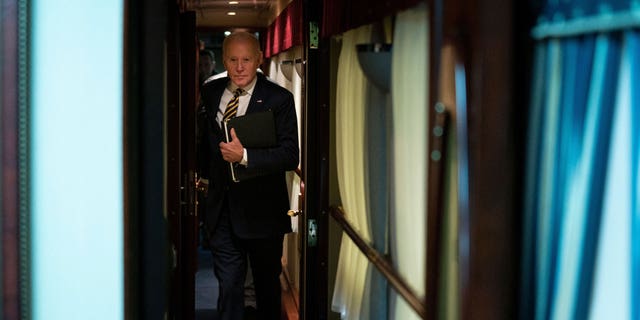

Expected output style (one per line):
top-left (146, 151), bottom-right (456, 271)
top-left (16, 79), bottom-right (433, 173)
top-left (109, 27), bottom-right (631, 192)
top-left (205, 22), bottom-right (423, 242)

top-left (330, 3), bottom-right (429, 319)
top-left (30, 1), bottom-right (124, 319)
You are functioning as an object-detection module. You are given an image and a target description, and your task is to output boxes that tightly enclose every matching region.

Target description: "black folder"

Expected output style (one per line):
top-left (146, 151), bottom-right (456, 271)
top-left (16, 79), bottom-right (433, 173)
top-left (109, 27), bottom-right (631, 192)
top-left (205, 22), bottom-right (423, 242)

top-left (223, 110), bottom-right (277, 182)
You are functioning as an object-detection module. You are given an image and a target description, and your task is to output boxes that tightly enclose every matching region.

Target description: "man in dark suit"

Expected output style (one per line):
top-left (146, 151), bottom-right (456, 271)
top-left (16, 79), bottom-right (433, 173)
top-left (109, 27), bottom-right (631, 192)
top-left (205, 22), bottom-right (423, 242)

top-left (198, 31), bottom-right (299, 320)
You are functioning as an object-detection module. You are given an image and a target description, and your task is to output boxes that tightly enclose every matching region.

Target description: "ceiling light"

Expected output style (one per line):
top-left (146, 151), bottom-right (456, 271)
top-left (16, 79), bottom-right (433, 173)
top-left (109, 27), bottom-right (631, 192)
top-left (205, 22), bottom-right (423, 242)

top-left (227, 11), bottom-right (236, 15)
top-left (229, 1), bottom-right (239, 4)
top-left (224, 31), bottom-right (231, 36)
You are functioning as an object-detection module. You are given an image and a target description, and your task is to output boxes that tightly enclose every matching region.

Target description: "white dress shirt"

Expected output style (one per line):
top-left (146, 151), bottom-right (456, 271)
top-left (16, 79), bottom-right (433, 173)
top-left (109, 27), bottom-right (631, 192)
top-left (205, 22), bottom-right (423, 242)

top-left (216, 76), bottom-right (258, 166)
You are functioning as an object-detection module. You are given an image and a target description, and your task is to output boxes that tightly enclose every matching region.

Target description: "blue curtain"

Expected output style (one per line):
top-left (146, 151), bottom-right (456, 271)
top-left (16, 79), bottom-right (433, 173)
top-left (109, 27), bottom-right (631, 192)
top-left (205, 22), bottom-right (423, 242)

top-left (523, 1), bottom-right (639, 319)
top-left (533, 0), bottom-right (640, 38)
top-left (629, 29), bottom-right (640, 320)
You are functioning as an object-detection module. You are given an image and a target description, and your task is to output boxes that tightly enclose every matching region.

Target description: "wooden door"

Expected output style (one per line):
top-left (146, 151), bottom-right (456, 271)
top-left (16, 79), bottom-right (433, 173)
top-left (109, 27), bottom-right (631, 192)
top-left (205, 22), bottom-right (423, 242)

top-left (167, 5), bottom-right (199, 319)
top-left (179, 9), bottom-right (199, 320)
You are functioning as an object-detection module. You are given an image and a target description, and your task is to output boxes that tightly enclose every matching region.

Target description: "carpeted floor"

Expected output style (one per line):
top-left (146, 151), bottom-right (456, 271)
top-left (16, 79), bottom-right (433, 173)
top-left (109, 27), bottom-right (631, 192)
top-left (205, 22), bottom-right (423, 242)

top-left (195, 240), bottom-right (261, 320)
top-left (195, 246), bottom-right (220, 320)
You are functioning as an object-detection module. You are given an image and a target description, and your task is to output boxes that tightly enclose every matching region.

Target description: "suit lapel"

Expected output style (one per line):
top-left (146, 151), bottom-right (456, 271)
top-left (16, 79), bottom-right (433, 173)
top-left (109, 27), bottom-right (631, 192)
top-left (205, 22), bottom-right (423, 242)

top-left (206, 79), bottom-right (229, 137)
top-left (246, 74), bottom-right (268, 115)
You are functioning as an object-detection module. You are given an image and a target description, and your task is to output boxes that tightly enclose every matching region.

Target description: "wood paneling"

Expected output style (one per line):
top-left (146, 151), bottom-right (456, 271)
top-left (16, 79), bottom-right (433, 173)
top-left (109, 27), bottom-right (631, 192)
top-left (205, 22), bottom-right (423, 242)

top-left (447, 0), bottom-right (528, 319)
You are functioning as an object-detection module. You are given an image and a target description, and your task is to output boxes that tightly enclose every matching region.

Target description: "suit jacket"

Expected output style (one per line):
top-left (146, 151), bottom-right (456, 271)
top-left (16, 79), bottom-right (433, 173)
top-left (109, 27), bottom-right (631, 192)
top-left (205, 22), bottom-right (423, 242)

top-left (199, 73), bottom-right (299, 239)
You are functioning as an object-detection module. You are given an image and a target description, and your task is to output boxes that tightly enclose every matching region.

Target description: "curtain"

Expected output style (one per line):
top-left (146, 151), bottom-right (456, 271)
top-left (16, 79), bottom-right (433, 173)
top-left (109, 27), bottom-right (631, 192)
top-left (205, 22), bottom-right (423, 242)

top-left (263, 0), bottom-right (303, 58)
top-left (331, 24), bottom-right (373, 320)
top-left (390, 3), bottom-right (429, 319)
top-left (589, 29), bottom-right (639, 320)
top-left (520, 42), bottom-right (548, 320)
top-left (320, 0), bottom-right (423, 38)
top-left (266, 48), bottom-right (303, 292)
top-left (268, 48), bottom-right (300, 228)
top-left (630, 30), bottom-right (640, 320)
top-left (523, 1), bottom-right (640, 318)
top-left (289, 46), bottom-right (303, 232)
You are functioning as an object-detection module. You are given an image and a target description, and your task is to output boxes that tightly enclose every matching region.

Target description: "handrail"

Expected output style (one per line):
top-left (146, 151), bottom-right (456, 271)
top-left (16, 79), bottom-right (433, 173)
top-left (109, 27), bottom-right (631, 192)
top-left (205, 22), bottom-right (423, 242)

top-left (329, 206), bottom-right (427, 319)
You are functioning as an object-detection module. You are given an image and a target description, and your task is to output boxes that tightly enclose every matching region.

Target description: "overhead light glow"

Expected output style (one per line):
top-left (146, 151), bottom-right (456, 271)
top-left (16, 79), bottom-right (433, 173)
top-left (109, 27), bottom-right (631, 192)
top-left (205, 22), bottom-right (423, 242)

top-left (229, 1), bottom-right (239, 4)
top-left (227, 11), bottom-right (236, 15)
top-left (224, 31), bottom-right (231, 36)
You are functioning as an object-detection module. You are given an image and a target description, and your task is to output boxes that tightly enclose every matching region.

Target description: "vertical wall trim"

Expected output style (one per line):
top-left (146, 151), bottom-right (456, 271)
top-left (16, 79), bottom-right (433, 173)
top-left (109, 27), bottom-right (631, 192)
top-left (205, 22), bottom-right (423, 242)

top-left (18, 0), bottom-right (31, 318)
top-left (1, 2), bottom-right (31, 319)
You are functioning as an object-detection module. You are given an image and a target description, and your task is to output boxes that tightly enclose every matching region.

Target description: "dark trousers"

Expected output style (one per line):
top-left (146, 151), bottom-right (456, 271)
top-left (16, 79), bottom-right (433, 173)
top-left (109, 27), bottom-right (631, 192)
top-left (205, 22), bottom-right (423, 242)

top-left (209, 210), bottom-right (284, 320)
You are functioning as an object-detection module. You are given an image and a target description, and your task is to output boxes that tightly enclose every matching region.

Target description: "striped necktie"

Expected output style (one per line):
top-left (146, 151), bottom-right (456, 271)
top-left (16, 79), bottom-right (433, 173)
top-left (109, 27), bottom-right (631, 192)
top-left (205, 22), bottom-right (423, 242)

top-left (223, 88), bottom-right (243, 122)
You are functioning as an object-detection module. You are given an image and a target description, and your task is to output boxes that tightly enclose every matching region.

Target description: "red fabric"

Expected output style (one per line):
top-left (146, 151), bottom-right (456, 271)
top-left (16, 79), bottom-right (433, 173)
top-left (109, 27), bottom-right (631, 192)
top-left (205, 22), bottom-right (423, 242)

top-left (264, 29), bottom-right (272, 58)
top-left (283, 9), bottom-right (293, 49)
top-left (264, 0), bottom-right (303, 58)
top-left (321, 0), bottom-right (346, 38)
top-left (267, 0), bottom-right (422, 54)
top-left (271, 18), bottom-right (281, 56)
top-left (321, 0), bottom-right (424, 38)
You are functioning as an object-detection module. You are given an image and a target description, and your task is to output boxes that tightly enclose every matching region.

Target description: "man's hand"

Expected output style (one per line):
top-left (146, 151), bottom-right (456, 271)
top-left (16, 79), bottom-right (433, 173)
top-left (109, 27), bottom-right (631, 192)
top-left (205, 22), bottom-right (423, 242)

top-left (219, 128), bottom-right (244, 163)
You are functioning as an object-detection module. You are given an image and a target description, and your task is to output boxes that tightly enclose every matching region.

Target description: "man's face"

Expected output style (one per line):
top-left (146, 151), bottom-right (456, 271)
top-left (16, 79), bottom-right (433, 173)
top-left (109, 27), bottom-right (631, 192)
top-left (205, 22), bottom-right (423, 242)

top-left (199, 55), bottom-right (214, 79)
top-left (223, 40), bottom-right (262, 88)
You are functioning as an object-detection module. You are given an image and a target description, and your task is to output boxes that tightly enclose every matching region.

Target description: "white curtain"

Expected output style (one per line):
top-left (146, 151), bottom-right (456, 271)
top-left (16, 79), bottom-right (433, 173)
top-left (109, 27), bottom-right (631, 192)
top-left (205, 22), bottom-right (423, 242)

top-left (267, 49), bottom-right (303, 232)
top-left (331, 24), bottom-right (373, 320)
top-left (390, 3), bottom-right (429, 319)
top-left (266, 49), bottom-right (303, 290)
top-left (286, 46), bottom-right (304, 232)
top-left (268, 57), bottom-right (279, 83)
top-left (292, 47), bottom-right (304, 164)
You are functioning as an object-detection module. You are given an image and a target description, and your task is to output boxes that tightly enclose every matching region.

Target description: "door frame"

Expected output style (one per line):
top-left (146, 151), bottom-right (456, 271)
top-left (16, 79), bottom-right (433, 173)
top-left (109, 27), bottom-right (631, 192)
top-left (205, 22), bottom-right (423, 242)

top-left (166, 4), bottom-right (199, 319)
top-left (300, 0), bottom-right (330, 319)
top-left (124, 0), bottom-right (170, 318)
